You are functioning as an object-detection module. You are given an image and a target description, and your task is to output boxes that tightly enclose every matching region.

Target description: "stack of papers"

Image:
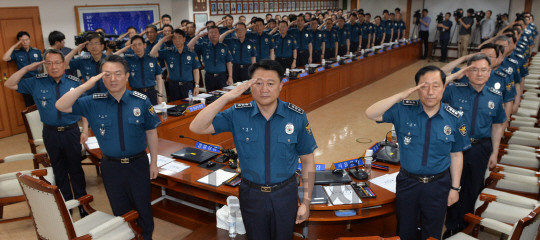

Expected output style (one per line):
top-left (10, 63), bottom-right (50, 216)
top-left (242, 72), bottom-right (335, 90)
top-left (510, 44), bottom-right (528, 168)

top-left (306, 64), bottom-right (320, 68)
top-left (223, 85), bottom-right (236, 90)
top-left (197, 169), bottom-right (238, 187)
top-left (369, 172), bottom-right (399, 193)
top-left (322, 185), bottom-right (362, 205)
top-left (147, 154), bottom-right (176, 167)
top-left (85, 137), bottom-right (99, 150)
top-left (161, 161), bottom-right (190, 173)
top-left (153, 104), bottom-right (175, 113)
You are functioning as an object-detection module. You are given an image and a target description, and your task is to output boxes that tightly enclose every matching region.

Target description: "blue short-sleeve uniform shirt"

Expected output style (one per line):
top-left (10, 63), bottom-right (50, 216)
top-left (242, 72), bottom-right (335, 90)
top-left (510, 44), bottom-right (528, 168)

top-left (157, 47), bottom-right (201, 82)
top-left (10, 47), bottom-right (43, 79)
top-left (69, 54), bottom-right (107, 95)
top-left (123, 53), bottom-right (162, 88)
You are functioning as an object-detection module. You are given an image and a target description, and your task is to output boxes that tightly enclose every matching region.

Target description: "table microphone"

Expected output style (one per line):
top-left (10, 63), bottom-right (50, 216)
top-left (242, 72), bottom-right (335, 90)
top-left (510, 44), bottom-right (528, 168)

top-left (179, 135), bottom-right (201, 143)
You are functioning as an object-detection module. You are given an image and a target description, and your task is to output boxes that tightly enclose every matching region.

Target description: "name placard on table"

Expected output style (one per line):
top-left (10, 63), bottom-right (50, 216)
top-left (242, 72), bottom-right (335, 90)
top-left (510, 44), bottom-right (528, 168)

top-left (299, 72), bottom-right (309, 78)
top-left (187, 103), bottom-right (205, 112)
top-left (194, 141), bottom-right (221, 153)
top-left (316, 67), bottom-right (325, 72)
top-left (345, 59), bottom-right (352, 63)
top-left (332, 63), bottom-right (339, 67)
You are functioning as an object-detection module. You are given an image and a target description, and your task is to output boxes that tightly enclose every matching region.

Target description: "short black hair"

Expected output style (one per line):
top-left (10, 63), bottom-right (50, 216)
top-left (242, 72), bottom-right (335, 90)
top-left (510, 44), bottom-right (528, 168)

top-left (181, 19), bottom-right (190, 25)
top-left (206, 21), bottom-right (216, 26)
top-left (248, 59), bottom-right (285, 81)
top-left (127, 26), bottom-right (137, 32)
top-left (86, 33), bottom-right (105, 45)
top-left (504, 32), bottom-right (516, 44)
top-left (208, 26), bottom-right (220, 32)
top-left (162, 14), bottom-right (171, 20)
top-left (358, 13), bottom-right (365, 17)
top-left (266, 13), bottom-right (272, 17)
top-left (43, 48), bottom-right (65, 62)
top-left (253, 18), bottom-right (265, 25)
top-left (383, 9), bottom-right (389, 14)
top-left (162, 24), bottom-right (174, 31)
top-left (479, 43), bottom-right (500, 58)
top-left (423, 9), bottom-right (429, 13)
top-left (187, 22), bottom-right (196, 28)
top-left (338, 17), bottom-right (346, 21)
top-left (366, 13), bottom-right (371, 17)
top-left (100, 54), bottom-right (129, 73)
top-left (279, 20), bottom-right (288, 26)
top-left (351, 13), bottom-right (358, 18)
top-left (225, 14), bottom-right (234, 20)
top-left (95, 28), bottom-right (105, 33)
top-left (17, 31), bottom-right (30, 40)
top-left (395, 8), bottom-right (401, 12)
top-left (145, 24), bottom-right (158, 32)
top-left (467, 8), bottom-right (474, 14)
top-left (173, 29), bottom-right (186, 37)
top-left (267, 19), bottom-right (277, 24)
top-left (130, 35), bottom-right (145, 45)
top-left (275, 14), bottom-right (281, 17)
top-left (48, 31), bottom-right (65, 46)
top-left (310, 18), bottom-right (320, 24)
top-left (375, 16), bottom-right (381, 20)
top-left (390, 13), bottom-right (395, 16)
top-left (467, 53), bottom-right (491, 67)
top-left (236, 22), bottom-right (247, 28)
top-left (414, 66), bottom-right (446, 85)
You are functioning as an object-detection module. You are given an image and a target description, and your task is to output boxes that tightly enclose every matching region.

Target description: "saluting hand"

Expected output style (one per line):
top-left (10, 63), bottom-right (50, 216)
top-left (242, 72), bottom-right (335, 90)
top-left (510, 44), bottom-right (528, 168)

top-left (162, 34), bottom-right (174, 42)
top-left (399, 82), bottom-right (425, 101)
top-left (223, 79), bottom-right (256, 102)
top-left (199, 32), bottom-right (209, 37)
top-left (14, 39), bottom-right (23, 48)
top-left (76, 41), bottom-right (89, 50)
top-left (85, 72), bottom-right (106, 88)
top-left (25, 61), bottom-right (45, 72)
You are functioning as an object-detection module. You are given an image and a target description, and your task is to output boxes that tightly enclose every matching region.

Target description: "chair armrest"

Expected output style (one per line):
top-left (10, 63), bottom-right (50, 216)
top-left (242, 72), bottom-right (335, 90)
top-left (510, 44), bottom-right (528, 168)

top-left (65, 199), bottom-right (80, 210)
top-left (488, 172), bottom-right (505, 180)
top-left (31, 169), bottom-right (48, 177)
top-left (479, 193), bottom-right (497, 203)
top-left (34, 139), bottom-right (44, 145)
top-left (34, 153), bottom-right (51, 167)
top-left (87, 216), bottom-right (126, 239)
top-left (464, 213), bottom-right (482, 225)
top-left (480, 218), bottom-right (514, 235)
top-left (77, 195), bottom-right (96, 214)
top-left (0, 153), bottom-right (35, 163)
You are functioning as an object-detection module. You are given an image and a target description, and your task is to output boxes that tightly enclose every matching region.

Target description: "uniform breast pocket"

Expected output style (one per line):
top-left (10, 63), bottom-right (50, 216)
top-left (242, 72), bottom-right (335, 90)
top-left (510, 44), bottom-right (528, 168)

top-left (128, 117), bottom-right (145, 137)
top-left (278, 134), bottom-right (297, 160)
top-left (399, 124), bottom-right (419, 150)
top-left (36, 93), bottom-right (52, 109)
top-left (480, 107), bottom-right (496, 123)
top-left (237, 132), bottom-right (259, 159)
top-left (183, 61), bottom-right (192, 71)
top-left (95, 119), bottom-right (113, 140)
top-left (435, 132), bottom-right (455, 156)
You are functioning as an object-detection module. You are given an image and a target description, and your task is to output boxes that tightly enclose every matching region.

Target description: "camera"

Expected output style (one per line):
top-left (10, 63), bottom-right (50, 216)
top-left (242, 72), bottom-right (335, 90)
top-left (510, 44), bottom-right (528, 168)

top-left (74, 31), bottom-right (120, 50)
top-left (436, 12), bottom-right (444, 24)
top-left (413, 10), bottom-right (422, 24)
top-left (496, 13), bottom-right (503, 23)
top-left (516, 12), bottom-right (525, 22)
top-left (473, 11), bottom-right (485, 22)
top-left (453, 8), bottom-right (463, 19)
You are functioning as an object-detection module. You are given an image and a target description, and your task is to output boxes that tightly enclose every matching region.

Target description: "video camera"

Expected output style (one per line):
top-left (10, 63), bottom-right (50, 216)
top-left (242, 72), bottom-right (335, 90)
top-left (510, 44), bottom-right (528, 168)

top-left (496, 13), bottom-right (503, 23)
top-left (436, 12), bottom-right (444, 24)
top-left (473, 11), bottom-right (485, 22)
top-left (74, 31), bottom-right (120, 50)
top-left (453, 8), bottom-right (463, 19)
top-left (413, 10), bottom-right (422, 24)
top-left (516, 12), bottom-right (525, 22)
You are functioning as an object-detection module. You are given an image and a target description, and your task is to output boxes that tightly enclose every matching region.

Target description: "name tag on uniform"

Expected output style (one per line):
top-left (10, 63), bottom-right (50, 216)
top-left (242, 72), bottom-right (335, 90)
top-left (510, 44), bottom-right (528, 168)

top-left (283, 78), bottom-right (289, 83)
top-left (316, 67), bottom-right (325, 72)
top-left (332, 63), bottom-right (339, 67)
top-left (298, 163), bottom-right (326, 171)
top-left (187, 103), bottom-right (205, 112)
top-left (195, 141), bottom-right (221, 153)
top-left (299, 72), bottom-right (308, 78)
top-left (345, 59), bottom-right (352, 63)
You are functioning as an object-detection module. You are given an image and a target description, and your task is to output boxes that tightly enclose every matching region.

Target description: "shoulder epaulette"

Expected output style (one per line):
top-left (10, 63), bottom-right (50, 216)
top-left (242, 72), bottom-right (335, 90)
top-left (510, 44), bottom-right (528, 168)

top-left (489, 87), bottom-right (502, 96)
top-left (36, 73), bottom-right (48, 78)
top-left (31, 47), bottom-right (39, 51)
top-left (125, 54), bottom-right (134, 57)
top-left (93, 93), bottom-right (108, 99)
top-left (402, 100), bottom-right (418, 106)
top-left (187, 48), bottom-right (195, 53)
top-left (517, 54), bottom-right (524, 59)
top-left (495, 71), bottom-right (507, 78)
top-left (508, 58), bottom-right (518, 64)
top-left (131, 91), bottom-right (147, 100)
top-left (234, 103), bottom-right (252, 109)
top-left (246, 39), bottom-right (255, 43)
top-left (147, 54), bottom-right (157, 58)
top-left (454, 82), bottom-right (468, 87)
top-left (67, 75), bottom-right (80, 82)
top-left (80, 55), bottom-right (91, 60)
top-left (288, 103), bottom-right (304, 115)
top-left (167, 47), bottom-right (175, 51)
top-left (445, 105), bottom-right (461, 118)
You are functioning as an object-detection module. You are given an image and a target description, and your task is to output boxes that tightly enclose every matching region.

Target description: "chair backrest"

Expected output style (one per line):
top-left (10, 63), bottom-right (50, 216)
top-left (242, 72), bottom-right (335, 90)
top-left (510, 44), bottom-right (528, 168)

top-left (22, 105), bottom-right (44, 147)
top-left (510, 204), bottom-right (540, 240)
top-left (16, 173), bottom-right (76, 240)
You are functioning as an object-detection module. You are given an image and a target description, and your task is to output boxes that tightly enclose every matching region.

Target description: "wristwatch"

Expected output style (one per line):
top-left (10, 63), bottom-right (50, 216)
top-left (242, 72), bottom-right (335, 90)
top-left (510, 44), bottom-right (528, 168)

top-left (195, 84), bottom-right (200, 88)
top-left (450, 186), bottom-right (461, 192)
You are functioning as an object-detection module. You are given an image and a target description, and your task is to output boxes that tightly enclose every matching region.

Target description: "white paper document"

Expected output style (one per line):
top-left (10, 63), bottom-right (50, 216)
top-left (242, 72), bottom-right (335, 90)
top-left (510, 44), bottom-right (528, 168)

top-left (322, 185), bottom-right (362, 205)
top-left (86, 143), bottom-right (100, 150)
top-left (160, 161), bottom-right (190, 173)
top-left (85, 137), bottom-right (98, 144)
top-left (195, 93), bottom-right (212, 98)
top-left (197, 169), bottom-right (237, 187)
top-left (153, 104), bottom-right (176, 113)
top-left (369, 172), bottom-right (399, 193)
top-left (147, 154), bottom-right (176, 167)
top-left (223, 85), bottom-right (236, 90)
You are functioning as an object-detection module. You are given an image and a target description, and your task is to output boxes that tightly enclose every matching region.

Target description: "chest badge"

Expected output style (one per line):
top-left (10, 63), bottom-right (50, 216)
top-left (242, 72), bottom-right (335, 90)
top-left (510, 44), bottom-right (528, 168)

top-left (404, 136), bottom-right (411, 145)
top-left (288, 40), bottom-right (291, 44)
top-left (488, 101), bottom-right (495, 109)
top-left (149, 62), bottom-right (154, 68)
top-left (319, 34), bottom-right (322, 37)
top-left (265, 38), bottom-right (268, 42)
top-left (134, 107), bottom-right (141, 116)
top-left (132, 72), bottom-right (135, 76)
top-left (305, 33), bottom-right (309, 37)
top-left (170, 63), bottom-right (174, 69)
top-left (247, 45), bottom-right (251, 49)
top-left (34, 53), bottom-right (38, 58)
top-left (494, 82), bottom-right (501, 89)
top-left (444, 125), bottom-right (452, 135)
top-left (100, 127), bottom-right (106, 136)
top-left (285, 123), bottom-right (294, 134)
top-left (41, 99), bottom-right (47, 107)
top-left (221, 48), bottom-right (225, 54)
top-left (206, 55), bottom-right (210, 59)
top-left (187, 56), bottom-right (191, 61)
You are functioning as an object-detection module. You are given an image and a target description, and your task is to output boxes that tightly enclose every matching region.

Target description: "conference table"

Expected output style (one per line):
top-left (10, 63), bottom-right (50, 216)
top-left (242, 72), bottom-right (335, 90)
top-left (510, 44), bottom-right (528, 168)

top-left (86, 41), bottom-right (422, 239)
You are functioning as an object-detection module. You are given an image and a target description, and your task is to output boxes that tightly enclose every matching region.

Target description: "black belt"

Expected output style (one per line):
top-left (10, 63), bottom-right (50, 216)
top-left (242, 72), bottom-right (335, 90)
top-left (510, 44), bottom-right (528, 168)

top-left (102, 151), bottom-right (146, 164)
top-left (43, 123), bottom-right (78, 132)
top-left (276, 57), bottom-right (292, 60)
top-left (173, 81), bottom-right (192, 86)
top-left (401, 168), bottom-right (448, 183)
top-left (470, 138), bottom-right (490, 144)
top-left (206, 72), bottom-right (227, 77)
top-left (299, 50), bottom-right (307, 53)
top-left (131, 86), bottom-right (156, 92)
top-left (339, 44), bottom-right (346, 47)
top-left (234, 63), bottom-right (251, 68)
top-left (242, 174), bottom-right (296, 193)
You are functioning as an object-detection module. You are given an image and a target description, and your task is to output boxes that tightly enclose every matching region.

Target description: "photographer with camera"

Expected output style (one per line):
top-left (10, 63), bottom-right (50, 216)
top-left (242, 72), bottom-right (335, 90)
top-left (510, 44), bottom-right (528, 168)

top-left (479, 10), bottom-right (495, 43)
top-left (417, 9), bottom-right (431, 59)
top-left (457, 8), bottom-right (475, 57)
top-left (438, 13), bottom-right (453, 62)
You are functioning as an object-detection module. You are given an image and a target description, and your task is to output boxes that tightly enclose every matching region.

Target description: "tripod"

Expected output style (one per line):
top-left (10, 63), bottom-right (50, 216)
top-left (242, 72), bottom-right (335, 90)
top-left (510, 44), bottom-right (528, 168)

top-left (468, 23), bottom-right (482, 54)
top-left (428, 28), bottom-right (441, 62)
top-left (411, 18), bottom-right (420, 39)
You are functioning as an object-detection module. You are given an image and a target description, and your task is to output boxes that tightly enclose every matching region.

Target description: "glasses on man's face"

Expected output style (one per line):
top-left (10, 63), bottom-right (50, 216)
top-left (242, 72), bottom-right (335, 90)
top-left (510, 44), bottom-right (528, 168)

top-left (470, 68), bottom-right (490, 74)
top-left (44, 61), bottom-right (63, 67)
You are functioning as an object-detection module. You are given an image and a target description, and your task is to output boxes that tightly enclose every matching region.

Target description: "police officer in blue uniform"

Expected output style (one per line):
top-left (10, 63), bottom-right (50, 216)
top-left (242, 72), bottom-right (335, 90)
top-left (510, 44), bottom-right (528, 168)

top-left (396, 13), bottom-right (406, 41)
top-left (334, 17), bottom-right (350, 56)
top-left (273, 21), bottom-right (298, 70)
top-left (4, 49), bottom-right (89, 217)
top-left (116, 26), bottom-right (138, 55)
top-left (188, 26), bottom-right (233, 92)
top-left (366, 65), bottom-right (469, 240)
top-left (185, 22), bottom-right (197, 47)
top-left (3, 31), bottom-right (43, 107)
top-left (323, 18), bottom-right (339, 59)
top-left (438, 13), bottom-right (453, 62)
top-left (221, 23), bottom-right (257, 83)
top-left (309, 18), bottom-right (327, 63)
top-left (383, 13), bottom-right (394, 43)
top-left (143, 25), bottom-right (160, 54)
top-left (190, 59), bottom-right (317, 240)
top-left (246, 18), bottom-right (276, 62)
top-left (373, 16), bottom-right (386, 46)
top-left (117, 35), bottom-right (163, 105)
top-left (150, 29), bottom-right (201, 101)
top-left (442, 54), bottom-right (506, 238)
top-left (347, 13), bottom-right (362, 53)
top-left (66, 33), bottom-right (107, 95)
top-left (359, 13), bottom-right (372, 50)
top-left (219, 15), bottom-right (236, 39)
top-left (288, 14), bottom-right (313, 66)
top-left (56, 55), bottom-right (161, 240)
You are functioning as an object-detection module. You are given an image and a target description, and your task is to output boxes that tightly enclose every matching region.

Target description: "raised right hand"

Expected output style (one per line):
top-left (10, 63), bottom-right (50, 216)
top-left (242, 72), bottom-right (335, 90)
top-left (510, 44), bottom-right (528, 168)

top-left (14, 40), bottom-right (23, 48)
top-left (398, 82), bottom-right (426, 101)
top-left (77, 41), bottom-right (89, 50)
top-left (162, 34), bottom-right (173, 42)
top-left (85, 72), bottom-right (106, 87)
top-left (223, 79), bottom-right (256, 102)
top-left (25, 61), bottom-right (45, 72)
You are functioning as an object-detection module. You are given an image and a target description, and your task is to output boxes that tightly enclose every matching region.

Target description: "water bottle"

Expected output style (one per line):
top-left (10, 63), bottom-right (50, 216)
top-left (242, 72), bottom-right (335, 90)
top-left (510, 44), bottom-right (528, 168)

top-left (391, 130), bottom-right (397, 144)
top-left (161, 102), bottom-right (168, 121)
top-left (364, 149), bottom-right (373, 177)
top-left (188, 90), bottom-right (193, 105)
top-left (227, 196), bottom-right (240, 238)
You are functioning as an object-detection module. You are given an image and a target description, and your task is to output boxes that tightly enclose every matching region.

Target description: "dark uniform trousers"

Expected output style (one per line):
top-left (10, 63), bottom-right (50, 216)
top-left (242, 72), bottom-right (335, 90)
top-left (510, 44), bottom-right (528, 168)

top-left (42, 126), bottom-right (86, 201)
top-left (396, 170), bottom-right (451, 240)
top-left (276, 57), bottom-right (294, 71)
top-left (337, 44), bottom-right (348, 56)
top-left (446, 139), bottom-right (492, 231)
top-left (239, 177), bottom-right (298, 240)
top-left (233, 63), bottom-right (251, 83)
top-left (131, 87), bottom-right (158, 106)
top-left (312, 50), bottom-right (322, 63)
top-left (168, 81), bottom-right (193, 101)
top-left (440, 39), bottom-right (449, 62)
top-left (419, 31), bottom-right (430, 58)
top-left (101, 154), bottom-right (154, 240)
top-left (324, 48), bottom-right (336, 59)
top-left (361, 40), bottom-right (369, 50)
top-left (350, 42), bottom-right (360, 53)
top-left (375, 38), bottom-right (383, 46)
top-left (205, 72), bottom-right (228, 92)
top-left (297, 50), bottom-right (310, 66)
top-left (392, 34), bottom-right (399, 42)
top-left (384, 34), bottom-right (392, 43)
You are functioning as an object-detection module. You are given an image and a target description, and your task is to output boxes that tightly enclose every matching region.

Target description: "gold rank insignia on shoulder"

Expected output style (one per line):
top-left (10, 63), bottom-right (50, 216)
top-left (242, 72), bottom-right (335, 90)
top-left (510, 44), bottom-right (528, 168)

top-left (488, 87), bottom-right (502, 96)
top-left (288, 103), bottom-right (304, 115)
top-left (132, 91), bottom-right (147, 100)
top-left (506, 83), bottom-right (512, 91)
top-left (36, 73), bottom-right (48, 78)
top-left (445, 105), bottom-right (460, 118)
top-left (80, 55), bottom-right (91, 59)
top-left (402, 100), bottom-right (418, 106)
top-left (234, 103), bottom-right (252, 108)
top-left (93, 93), bottom-right (108, 99)
top-left (67, 75), bottom-right (80, 82)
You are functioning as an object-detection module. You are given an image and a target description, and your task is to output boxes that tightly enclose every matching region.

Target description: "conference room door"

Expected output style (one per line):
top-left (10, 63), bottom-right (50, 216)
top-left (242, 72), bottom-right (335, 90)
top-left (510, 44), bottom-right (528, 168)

top-left (0, 7), bottom-right (45, 138)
